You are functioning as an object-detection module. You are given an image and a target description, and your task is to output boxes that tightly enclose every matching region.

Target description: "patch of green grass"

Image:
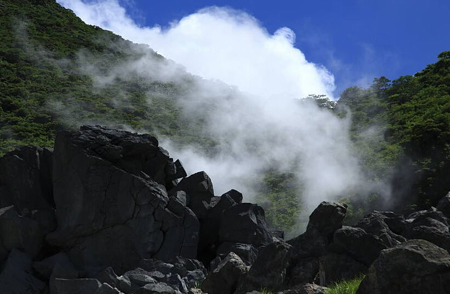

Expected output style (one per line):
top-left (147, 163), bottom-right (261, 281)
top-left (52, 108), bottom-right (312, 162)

top-left (325, 275), bottom-right (365, 294)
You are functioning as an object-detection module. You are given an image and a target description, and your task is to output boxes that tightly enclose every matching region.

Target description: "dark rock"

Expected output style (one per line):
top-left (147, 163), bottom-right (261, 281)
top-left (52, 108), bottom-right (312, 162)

top-left (184, 269), bottom-right (206, 290)
top-left (47, 126), bottom-right (198, 274)
top-left (0, 146), bottom-right (54, 213)
top-left (202, 252), bottom-right (248, 294)
top-left (170, 171), bottom-right (215, 219)
top-left (198, 193), bottom-right (237, 264)
top-left (288, 228), bottom-right (329, 259)
top-left (405, 208), bottom-right (449, 225)
top-left (307, 202), bottom-right (347, 242)
top-left (139, 259), bottom-right (175, 275)
top-left (219, 203), bottom-right (273, 247)
top-left (97, 283), bottom-right (122, 294)
top-left (139, 282), bottom-right (178, 294)
top-left (0, 205), bottom-right (43, 258)
top-left (170, 256), bottom-right (207, 274)
top-left (286, 257), bottom-right (318, 287)
top-left (333, 226), bottom-right (387, 266)
top-left (355, 212), bottom-right (406, 247)
top-left (95, 267), bottom-right (120, 289)
top-left (357, 239), bottom-right (450, 294)
top-left (403, 216), bottom-right (450, 251)
top-left (54, 278), bottom-right (101, 294)
top-left (222, 189), bottom-right (243, 204)
top-left (236, 241), bottom-right (292, 294)
top-left (33, 252), bottom-right (77, 280)
top-left (377, 211), bottom-right (407, 235)
top-left (0, 249), bottom-right (46, 294)
top-left (437, 192), bottom-right (450, 219)
top-left (163, 273), bottom-right (188, 293)
top-left (31, 208), bottom-right (57, 235)
top-left (217, 242), bottom-right (258, 266)
top-left (156, 205), bottom-right (200, 261)
top-left (319, 253), bottom-right (367, 286)
top-left (278, 283), bottom-right (328, 294)
top-left (50, 263), bottom-right (79, 294)
top-left (123, 268), bottom-right (157, 288)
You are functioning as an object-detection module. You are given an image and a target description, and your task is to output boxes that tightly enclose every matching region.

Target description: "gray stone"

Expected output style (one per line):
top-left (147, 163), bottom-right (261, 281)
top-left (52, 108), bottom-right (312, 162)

top-left (0, 249), bottom-right (46, 294)
top-left (333, 226), bottom-right (387, 266)
top-left (139, 282), bottom-right (178, 294)
top-left (0, 205), bottom-right (43, 258)
top-left (54, 278), bottom-right (101, 294)
top-left (202, 252), bottom-right (248, 294)
top-left (357, 239), bottom-right (450, 294)
top-left (236, 241), bottom-right (292, 294)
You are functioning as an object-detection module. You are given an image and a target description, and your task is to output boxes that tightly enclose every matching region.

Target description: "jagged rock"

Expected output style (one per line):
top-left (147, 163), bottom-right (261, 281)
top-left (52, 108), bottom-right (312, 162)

top-left (139, 282), bottom-right (178, 294)
top-left (437, 192), bottom-right (450, 218)
top-left (217, 242), bottom-right (258, 266)
top-left (54, 278), bottom-right (101, 294)
top-left (355, 212), bottom-right (406, 247)
top-left (139, 259), bottom-right (175, 274)
top-left (0, 205), bottom-right (43, 258)
top-left (219, 203), bottom-right (273, 247)
top-left (333, 226), bottom-right (387, 266)
top-left (377, 211), bottom-right (407, 235)
top-left (47, 126), bottom-right (198, 274)
top-left (97, 283), bottom-right (123, 294)
top-left (0, 249), bottom-right (46, 294)
top-left (278, 283), bottom-right (328, 294)
top-left (0, 146), bottom-right (53, 213)
top-left (222, 189), bottom-right (243, 204)
top-left (202, 252), bottom-right (248, 294)
top-left (286, 257), bottom-right (318, 287)
top-left (357, 239), bottom-right (450, 294)
top-left (288, 228), bottom-right (328, 259)
top-left (33, 252), bottom-right (77, 280)
top-left (171, 171), bottom-right (215, 219)
top-left (156, 203), bottom-right (200, 261)
top-left (306, 201), bottom-right (347, 242)
top-left (123, 268), bottom-right (157, 288)
top-left (403, 216), bottom-right (450, 252)
top-left (236, 241), bottom-right (292, 294)
top-left (96, 267), bottom-right (120, 289)
top-left (319, 253), bottom-right (367, 286)
top-left (50, 263), bottom-right (79, 294)
top-left (198, 193), bottom-right (238, 264)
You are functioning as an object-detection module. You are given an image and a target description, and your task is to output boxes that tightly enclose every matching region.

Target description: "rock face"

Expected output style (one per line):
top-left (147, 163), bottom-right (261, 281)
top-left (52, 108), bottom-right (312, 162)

top-left (47, 126), bottom-right (199, 274)
top-left (357, 239), bottom-right (450, 294)
top-left (1, 125), bottom-right (450, 294)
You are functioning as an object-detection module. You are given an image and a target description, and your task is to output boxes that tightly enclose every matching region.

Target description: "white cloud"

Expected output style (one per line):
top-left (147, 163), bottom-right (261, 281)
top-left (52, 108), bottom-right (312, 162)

top-left (56, 0), bottom-right (383, 216)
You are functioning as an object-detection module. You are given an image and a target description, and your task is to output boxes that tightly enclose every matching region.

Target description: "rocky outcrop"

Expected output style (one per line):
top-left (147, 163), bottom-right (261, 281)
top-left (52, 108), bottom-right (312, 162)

top-left (357, 239), bottom-right (450, 294)
top-left (1, 125), bottom-right (450, 293)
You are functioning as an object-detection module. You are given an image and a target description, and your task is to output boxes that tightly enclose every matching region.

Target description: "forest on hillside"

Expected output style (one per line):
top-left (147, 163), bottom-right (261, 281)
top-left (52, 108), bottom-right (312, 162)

top-left (1, 0), bottom-right (449, 236)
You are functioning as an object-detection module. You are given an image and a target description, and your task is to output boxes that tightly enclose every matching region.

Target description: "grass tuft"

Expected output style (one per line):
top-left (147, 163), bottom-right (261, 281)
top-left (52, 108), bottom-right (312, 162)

top-left (325, 275), bottom-right (365, 294)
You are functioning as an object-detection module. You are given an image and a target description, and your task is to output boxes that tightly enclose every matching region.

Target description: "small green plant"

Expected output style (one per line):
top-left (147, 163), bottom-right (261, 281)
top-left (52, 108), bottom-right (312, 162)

top-left (260, 288), bottom-right (274, 294)
top-left (325, 275), bottom-right (365, 294)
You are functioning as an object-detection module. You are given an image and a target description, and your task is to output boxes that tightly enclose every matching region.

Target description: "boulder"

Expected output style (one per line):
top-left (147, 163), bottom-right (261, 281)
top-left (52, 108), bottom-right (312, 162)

top-left (357, 239), bottom-right (450, 294)
top-left (355, 212), bottom-right (406, 247)
top-left (202, 252), bottom-right (248, 294)
top-left (217, 242), bottom-right (258, 266)
top-left (403, 216), bottom-right (450, 252)
top-left (437, 192), bottom-right (450, 219)
top-left (171, 171), bottom-right (215, 219)
top-left (236, 241), bottom-right (292, 293)
top-left (318, 253), bottom-right (367, 286)
top-left (333, 226), bottom-right (387, 266)
top-left (0, 249), bottom-right (46, 294)
top-left (47, 126), bottom-right (198, 274)
top-left (0, 206), bottom-right (43, 258)
top-left (219, 203), bottom-right (273, 247)
top-left (54, 278), bottom-right (101, 294)
top-left (285, 257), bottom-right (318, 287)
top-left (139, 282), bottom-right (177, 294)
top-left (0, 146), bottom-right (53, 213)
top-left (306, 202), bottom-right (347, 242)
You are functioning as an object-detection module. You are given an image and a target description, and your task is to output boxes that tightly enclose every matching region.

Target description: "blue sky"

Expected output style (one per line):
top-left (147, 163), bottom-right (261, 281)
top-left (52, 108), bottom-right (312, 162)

top-left (60, 0), bottom-right (450, 96)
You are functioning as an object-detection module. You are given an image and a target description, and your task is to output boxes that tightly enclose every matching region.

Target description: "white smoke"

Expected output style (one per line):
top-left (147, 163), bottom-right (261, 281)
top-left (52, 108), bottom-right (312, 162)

top-left (57, 0), bottom-right (368, 212)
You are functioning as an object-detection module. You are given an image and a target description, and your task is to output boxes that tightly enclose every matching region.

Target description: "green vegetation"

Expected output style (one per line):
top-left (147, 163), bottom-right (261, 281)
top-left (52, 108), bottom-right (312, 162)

top-left (325, 276), bottom-right (365, 294)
